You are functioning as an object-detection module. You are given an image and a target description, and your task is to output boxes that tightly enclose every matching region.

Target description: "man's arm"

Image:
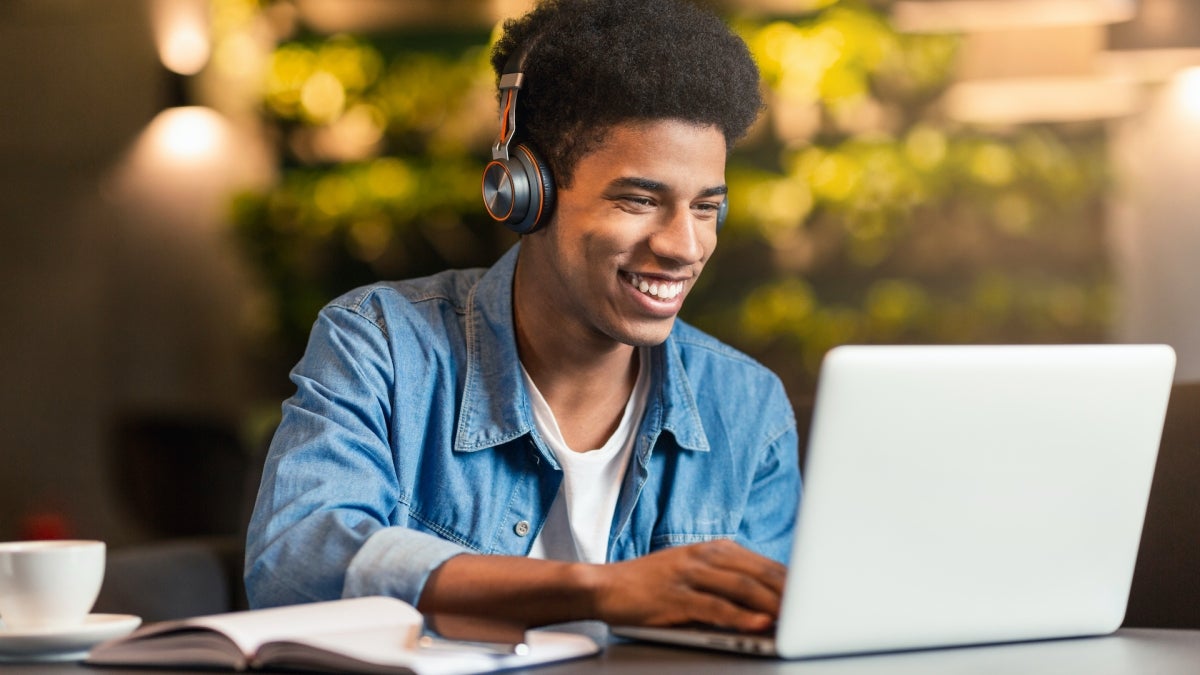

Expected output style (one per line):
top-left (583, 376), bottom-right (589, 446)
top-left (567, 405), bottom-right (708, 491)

top-left (418, 539), bottom-right (786, 632)
top-left (245, 299), bottom-right (438, 608)
top-left (416, 360), bottom-right (801, 631)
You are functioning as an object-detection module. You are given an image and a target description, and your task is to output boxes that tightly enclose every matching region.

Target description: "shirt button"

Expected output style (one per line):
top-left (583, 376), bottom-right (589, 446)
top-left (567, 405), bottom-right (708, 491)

top-left (514, 520), bottom-right (531, 537)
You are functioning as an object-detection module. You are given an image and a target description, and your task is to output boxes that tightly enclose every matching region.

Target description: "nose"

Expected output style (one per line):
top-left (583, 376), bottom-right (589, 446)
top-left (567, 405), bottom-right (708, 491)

top-left (648, 204), bottom-right (708, 265)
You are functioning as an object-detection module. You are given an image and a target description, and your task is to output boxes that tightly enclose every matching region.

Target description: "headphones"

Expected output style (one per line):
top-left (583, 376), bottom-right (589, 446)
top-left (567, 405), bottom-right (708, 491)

top-left (480, 42), bottom-right (728, 234)
top-left (482, 44), bottom-right (555, 234)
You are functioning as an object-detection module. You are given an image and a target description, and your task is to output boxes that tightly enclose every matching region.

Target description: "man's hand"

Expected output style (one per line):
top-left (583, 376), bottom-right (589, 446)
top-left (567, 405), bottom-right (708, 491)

top-left (418, 540), bottom-right (786, 632)
top-left (588, 539), bottom-right (786, 632)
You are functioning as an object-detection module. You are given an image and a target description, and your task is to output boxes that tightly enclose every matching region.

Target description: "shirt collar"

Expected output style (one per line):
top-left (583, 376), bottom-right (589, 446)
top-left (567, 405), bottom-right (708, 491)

top-left (656, 336), bottom-right (712, 453)
top-left (453, 243), bottom-right (709, 454)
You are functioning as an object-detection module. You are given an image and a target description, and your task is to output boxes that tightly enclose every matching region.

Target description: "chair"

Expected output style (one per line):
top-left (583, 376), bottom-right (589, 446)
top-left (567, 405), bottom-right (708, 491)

top-left (93, 537), bottom-right (243, 622)
top-left (107, 413), bottom-right (249, 539)
top-left (94, 412), bottom-right (262, 620)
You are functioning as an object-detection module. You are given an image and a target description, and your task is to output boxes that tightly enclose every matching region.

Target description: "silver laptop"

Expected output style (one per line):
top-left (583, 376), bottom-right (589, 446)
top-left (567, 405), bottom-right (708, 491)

top-left (614, 344), bottom-right (1176, 659)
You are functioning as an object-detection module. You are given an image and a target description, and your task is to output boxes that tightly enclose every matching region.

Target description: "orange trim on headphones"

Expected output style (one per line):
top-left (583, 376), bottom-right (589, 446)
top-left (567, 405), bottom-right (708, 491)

top-left (499, 90), bottom-right (515, 145)
top-left (481, 161), bottom-right (515, 221)
top-left (517, 145), bottom-right (544, 227)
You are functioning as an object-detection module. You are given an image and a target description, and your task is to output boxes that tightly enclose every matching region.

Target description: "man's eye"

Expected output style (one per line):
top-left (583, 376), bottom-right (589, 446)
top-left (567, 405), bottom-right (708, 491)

top-left (621, 196), bottom-right (655, 208)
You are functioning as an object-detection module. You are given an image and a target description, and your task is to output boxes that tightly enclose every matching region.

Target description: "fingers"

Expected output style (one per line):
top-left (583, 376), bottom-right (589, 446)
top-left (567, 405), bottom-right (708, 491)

top-left (594, 540), bottom-right (787, 630)
top-left (683, 593), bottom-right (776, 633)
top-left (690, 539), bottom-right (788, 597)
top-left (674, 541), bottom-right (785, 621)
top-left (685, 558), bottom-right (781, 618)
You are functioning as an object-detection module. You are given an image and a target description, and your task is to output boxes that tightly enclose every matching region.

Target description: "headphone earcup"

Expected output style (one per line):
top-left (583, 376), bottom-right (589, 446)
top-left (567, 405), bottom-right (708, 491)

top-left (716, 196), bottom-right (728, 233)
top-left (482, 143), bottom-right (555, 234)
top-left (519, 144), bottom-right (555, 234)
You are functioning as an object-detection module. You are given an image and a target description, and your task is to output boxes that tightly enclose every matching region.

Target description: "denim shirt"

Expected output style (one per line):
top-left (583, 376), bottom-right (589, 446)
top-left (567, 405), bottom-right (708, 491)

top-left (244, 245), bottom-right (801, 609)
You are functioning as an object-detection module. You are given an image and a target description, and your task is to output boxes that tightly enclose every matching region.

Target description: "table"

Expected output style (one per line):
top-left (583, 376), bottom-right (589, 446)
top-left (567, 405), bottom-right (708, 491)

top-left (5, 628), bottom-right (1200, 674)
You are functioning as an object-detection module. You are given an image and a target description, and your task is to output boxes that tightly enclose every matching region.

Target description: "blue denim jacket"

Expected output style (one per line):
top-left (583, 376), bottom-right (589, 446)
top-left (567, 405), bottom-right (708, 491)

top-left (245, 245), bottom-right (800, 609)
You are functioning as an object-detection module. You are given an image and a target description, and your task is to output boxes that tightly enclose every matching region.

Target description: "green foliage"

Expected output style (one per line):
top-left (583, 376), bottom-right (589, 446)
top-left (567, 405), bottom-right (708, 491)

top-left (230, 0), bottom-right (1113, 395)
top-left (230, 29), bottom-right (516, 361)
top-left (690, 4), bottom-right (1112, 392)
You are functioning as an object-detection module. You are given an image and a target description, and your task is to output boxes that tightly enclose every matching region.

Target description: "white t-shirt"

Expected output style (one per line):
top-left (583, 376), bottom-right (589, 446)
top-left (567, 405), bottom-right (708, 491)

top-left (524, 348), bottom-right (650, 564)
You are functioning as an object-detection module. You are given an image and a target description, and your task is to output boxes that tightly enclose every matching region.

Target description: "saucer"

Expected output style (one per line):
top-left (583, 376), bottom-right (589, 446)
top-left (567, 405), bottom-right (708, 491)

top-left (0, 613), bottom-right (141, 662)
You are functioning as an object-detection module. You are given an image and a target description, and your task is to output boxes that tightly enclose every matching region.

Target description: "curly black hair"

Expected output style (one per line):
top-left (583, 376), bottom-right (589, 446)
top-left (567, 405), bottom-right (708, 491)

top-left (491, 0), bottom-right (763, 188)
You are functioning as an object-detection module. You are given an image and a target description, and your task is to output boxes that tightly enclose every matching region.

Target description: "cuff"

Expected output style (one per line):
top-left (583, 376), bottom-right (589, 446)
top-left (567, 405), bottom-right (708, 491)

top-left (342, 527), bottom-right (471, 606)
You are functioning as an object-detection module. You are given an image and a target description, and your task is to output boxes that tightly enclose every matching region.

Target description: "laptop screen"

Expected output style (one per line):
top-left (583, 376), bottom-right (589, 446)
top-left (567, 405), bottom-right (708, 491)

top-left (777, 344), bottom-right (1175, 658)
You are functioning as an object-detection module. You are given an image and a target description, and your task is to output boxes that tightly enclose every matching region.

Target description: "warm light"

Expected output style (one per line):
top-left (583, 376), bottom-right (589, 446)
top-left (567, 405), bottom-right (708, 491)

top-left (1171, 67), bottom-right (1200, 117)
top-left (1098, 48), bottom-right (1200, 84)
top-left (213, 32), bottom-right (264, 80)
top-left (161, 23), bottom-right (209, 75)
top-left (108, 104), bottom-right (274, 225)
top-left (1107, 62), bottom-right (1200, 379)
top-left (943, 77), bottom-right (1140, 124)
top-left (295, 0), bottom-right (501, 32)
top-left (308, 103), bottom-right (385, 162)
top-left (144, 106), bottom-right (229, 165)
top-left (893, 0), bottom-right (1135, 33)
top-left (489, 0), bottom-right (537, 23)
top-left (300, 71), bottom-right (346, 123)
top-left (151, 0), bottom-right (212, 75)
top-left (735, 0), bottom-right (839, 17)
top-left (954, 25), bottom-right (1104, 81)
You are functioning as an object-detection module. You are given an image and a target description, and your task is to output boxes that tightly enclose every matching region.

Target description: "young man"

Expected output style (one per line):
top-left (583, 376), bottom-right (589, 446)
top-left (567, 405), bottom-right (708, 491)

top-left (245, 0), bottom-right (800, 632)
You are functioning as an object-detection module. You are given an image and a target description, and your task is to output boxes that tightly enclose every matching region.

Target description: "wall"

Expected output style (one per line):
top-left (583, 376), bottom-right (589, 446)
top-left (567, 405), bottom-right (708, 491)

top-left (1109, 69), bottom-right (1200, 381)
top-left (0, 1), bottom-right (263, 544)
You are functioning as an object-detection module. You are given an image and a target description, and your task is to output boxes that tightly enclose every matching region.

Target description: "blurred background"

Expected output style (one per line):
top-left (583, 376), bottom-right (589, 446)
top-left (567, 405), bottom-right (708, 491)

top-left (3, 0), bottom-right (1200, 553)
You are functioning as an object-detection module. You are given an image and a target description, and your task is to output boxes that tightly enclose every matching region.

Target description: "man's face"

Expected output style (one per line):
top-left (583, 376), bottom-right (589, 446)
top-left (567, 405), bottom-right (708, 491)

top-left (516, 119), bottom-right (727, 350)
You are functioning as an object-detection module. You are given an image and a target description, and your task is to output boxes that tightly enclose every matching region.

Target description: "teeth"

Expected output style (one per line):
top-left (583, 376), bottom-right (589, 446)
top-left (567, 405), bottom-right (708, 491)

top-left (628, 273), bottom-right (683, 300)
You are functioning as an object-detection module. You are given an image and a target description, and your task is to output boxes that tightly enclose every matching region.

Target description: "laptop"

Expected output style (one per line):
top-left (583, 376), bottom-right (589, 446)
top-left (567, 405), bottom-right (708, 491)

top-left (614, 344), bottom-right (1176, 659)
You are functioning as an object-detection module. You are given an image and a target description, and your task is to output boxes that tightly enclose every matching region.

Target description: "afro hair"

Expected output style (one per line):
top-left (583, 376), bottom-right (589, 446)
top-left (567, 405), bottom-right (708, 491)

top-left (491, 0), bottom-right (763, 188)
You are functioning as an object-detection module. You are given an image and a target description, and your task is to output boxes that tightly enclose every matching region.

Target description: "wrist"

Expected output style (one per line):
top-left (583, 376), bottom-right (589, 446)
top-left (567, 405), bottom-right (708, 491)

top-left (566, 561), bottom-right (609, 622)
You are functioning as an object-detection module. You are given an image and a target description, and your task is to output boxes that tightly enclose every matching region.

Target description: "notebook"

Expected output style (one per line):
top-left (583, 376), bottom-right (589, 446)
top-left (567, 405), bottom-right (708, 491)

top-left (613, 344), bottom-right (1176, 659)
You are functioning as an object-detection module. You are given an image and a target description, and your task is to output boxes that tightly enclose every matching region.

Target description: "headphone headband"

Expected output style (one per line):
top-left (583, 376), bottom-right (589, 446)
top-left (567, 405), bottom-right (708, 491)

top-left (482, 38), bottom-right (556, 234)
top-left (492, 45), bottom-right (531, 163)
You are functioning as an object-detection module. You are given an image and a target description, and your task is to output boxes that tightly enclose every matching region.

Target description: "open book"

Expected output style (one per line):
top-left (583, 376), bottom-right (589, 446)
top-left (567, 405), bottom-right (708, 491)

top-left (86, 596), bottom-right (600, 674)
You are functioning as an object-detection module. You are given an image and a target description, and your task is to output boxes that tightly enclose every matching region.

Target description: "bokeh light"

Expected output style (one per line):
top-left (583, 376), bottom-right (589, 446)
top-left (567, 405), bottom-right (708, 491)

top-left (218, 0), bottom-right (1115, 392)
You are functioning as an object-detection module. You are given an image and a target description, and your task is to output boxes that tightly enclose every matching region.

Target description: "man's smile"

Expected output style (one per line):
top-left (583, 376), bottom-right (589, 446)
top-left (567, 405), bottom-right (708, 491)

top-left (624, 272), bottom-right (685, 301)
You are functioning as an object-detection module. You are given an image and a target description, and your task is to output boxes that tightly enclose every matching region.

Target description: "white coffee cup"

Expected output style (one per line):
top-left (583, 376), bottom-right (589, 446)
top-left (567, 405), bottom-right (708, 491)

top-left (0, 540), bottom-right (106, 631)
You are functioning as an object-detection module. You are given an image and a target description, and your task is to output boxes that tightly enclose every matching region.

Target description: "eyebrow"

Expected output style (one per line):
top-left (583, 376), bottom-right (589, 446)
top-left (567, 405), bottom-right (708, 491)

top-left (609, 176), bottom-right (727, 198)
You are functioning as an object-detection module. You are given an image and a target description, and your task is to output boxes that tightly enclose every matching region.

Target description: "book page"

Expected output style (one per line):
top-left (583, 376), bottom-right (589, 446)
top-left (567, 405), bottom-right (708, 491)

top-left (186, 596), bottom-right (423, 655)
top-left (88, 629), bottom-right (252, 670)
top-left (89, 596), bottom-right (599, 674)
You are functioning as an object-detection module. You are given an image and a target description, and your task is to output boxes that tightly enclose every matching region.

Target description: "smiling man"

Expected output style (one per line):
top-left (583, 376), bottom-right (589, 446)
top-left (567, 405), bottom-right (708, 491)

top-left (245, 0), bottom-right (801, 632)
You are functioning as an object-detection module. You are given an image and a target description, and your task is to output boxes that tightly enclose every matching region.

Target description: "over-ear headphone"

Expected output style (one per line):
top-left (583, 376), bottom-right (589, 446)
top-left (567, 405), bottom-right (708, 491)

top-left (481, 43), bottom-right (555, 234)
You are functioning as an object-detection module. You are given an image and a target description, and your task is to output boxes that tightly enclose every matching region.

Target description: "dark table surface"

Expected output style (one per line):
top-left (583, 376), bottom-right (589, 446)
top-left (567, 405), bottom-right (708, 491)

top-left (5, 628), bottom-right (1200, 675)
